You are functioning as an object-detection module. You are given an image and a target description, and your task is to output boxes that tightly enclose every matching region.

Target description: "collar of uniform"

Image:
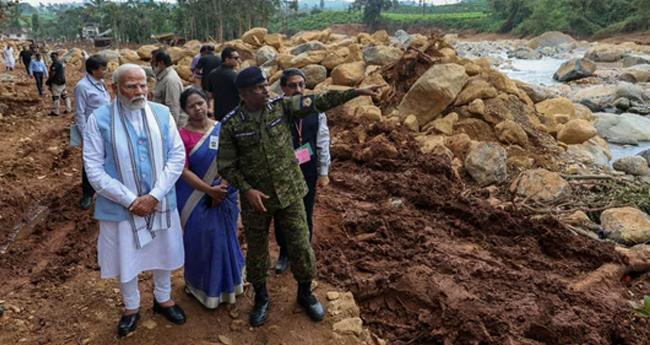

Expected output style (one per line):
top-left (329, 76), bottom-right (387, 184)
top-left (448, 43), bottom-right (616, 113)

top-left (156, 66), bottom-right (172, 81)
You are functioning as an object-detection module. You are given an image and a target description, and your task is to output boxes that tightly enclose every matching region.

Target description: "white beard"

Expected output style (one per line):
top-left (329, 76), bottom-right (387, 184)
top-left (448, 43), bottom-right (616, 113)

top-left (118, 93), bottom-right (146, 110)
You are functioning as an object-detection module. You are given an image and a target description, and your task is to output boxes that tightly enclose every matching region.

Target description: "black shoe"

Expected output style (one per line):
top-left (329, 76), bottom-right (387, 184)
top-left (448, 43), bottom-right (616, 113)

top-left (79, 195), bottom-right (93, 210)
top-left (274, 253), bottom-right (289, 274)
top-left (117, 312), bottom-right (140, 337)
top-left (153, 299), bottom-right (186, 325)
top-left (297, 282), bottom-right (326, 322)
top-left (249, 284), bottom-right (270, 327)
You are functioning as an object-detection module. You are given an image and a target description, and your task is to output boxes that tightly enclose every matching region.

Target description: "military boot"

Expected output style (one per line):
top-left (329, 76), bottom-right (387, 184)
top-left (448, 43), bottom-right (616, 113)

top-left (249, 284), bottom-right (270, 327)
top-left (297, 281), bottom-right (326, 321)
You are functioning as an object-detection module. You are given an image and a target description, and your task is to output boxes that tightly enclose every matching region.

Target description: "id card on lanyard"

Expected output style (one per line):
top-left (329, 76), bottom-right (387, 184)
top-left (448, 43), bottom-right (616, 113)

top-left (294, 119), bottom-right (313, 165)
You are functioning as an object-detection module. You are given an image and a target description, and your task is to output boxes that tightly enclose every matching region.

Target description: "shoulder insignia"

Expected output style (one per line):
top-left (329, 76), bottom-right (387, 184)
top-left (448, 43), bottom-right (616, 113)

top-left (302, 96), bottom-right (312, 107)
top-left (221, 106), bottom-right (240, 124)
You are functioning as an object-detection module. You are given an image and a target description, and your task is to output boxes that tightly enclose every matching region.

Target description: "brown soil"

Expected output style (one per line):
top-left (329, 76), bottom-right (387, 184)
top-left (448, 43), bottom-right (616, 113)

top-left (315, 108), bottom-right (650, 344)
top-left (0, 67), bottom-right (369, 345)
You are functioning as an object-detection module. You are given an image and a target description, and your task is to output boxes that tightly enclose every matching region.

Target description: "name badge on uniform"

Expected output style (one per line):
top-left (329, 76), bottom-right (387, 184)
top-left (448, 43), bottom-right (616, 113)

top-left (294, 143), bottom-right (313, 165)
top-left (209, 135), bottom-right (219, 150)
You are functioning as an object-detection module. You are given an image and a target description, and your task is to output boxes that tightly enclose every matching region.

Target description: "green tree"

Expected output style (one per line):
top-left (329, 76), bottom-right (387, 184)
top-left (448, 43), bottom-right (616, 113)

top-left (31, 12), bottom-right (39, 37)
top-left (352, 0), bottom-right (391, 31)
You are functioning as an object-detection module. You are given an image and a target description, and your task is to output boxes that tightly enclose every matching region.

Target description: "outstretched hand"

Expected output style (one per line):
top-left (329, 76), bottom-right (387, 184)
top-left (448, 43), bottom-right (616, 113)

top-left (355, 85), bottom-right (383, 97)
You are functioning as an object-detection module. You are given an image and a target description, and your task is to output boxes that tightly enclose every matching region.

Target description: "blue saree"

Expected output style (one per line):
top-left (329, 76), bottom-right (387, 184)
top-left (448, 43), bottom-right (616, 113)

top-left (176, 122), bottom-right (245, 309)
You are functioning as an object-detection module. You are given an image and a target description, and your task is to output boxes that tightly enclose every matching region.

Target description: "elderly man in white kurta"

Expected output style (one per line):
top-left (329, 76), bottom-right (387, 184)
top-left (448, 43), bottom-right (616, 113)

top-left (83, 64), bottom-right (187, 338)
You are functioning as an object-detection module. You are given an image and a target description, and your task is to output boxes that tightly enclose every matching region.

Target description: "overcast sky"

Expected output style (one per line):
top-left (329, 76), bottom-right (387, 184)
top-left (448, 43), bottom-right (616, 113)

top-left (23, 0), bottom-right (461, 6)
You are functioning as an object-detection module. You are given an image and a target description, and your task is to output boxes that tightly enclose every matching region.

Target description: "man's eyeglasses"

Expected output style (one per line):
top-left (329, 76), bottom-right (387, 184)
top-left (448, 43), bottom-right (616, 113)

top-left (286, 82), bottom-right (305, 89)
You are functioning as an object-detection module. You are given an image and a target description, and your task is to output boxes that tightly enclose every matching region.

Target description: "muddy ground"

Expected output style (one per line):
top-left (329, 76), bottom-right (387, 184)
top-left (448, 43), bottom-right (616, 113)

top-left (1, 44), bottom-right (650, 345)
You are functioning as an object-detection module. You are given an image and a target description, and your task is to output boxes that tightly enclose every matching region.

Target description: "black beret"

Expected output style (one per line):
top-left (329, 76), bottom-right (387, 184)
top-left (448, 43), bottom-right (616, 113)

top-left (235, 66), bottom-right (267, 89)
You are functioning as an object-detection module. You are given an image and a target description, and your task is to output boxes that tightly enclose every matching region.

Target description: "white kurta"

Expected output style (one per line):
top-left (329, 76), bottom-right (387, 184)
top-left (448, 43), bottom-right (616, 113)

top-left (4, 47), bottom-right (15, 69)
top-left (83, 103), bottom-right (186, 283)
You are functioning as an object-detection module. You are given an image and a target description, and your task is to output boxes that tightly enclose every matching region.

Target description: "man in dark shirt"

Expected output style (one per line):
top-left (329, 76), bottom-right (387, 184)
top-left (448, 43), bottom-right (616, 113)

top-left (19, 46), bottom-right (32, 75)
top-left (46, 52), bottom-right (71, 116)
top-left (204, 46), bottom-right (241, 121)
top-left (195, 45), bottom-right (222, 90)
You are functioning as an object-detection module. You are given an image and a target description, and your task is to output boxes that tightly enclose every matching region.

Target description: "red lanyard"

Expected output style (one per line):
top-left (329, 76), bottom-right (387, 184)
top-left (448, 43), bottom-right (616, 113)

top-left (295, 119), bottom-right (303, 145)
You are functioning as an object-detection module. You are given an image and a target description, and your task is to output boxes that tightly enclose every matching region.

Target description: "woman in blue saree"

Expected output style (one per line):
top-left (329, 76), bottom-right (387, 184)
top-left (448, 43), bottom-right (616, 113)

top-left (176, 88), bottom-right (245, 309)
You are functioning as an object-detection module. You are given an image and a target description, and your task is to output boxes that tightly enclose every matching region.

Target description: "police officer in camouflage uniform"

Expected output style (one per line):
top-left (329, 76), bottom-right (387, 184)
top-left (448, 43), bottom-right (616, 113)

top-left (217, 66), bottom-right (381, 326)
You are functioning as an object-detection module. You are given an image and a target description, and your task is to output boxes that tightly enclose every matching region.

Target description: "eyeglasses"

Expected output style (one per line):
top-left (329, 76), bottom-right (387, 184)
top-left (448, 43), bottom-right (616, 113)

top-left (286, 82), bottom-right (305, 89)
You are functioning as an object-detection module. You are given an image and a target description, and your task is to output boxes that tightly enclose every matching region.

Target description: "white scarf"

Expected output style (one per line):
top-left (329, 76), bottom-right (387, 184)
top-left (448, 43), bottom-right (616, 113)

top-left (110, 100), bottom-right (171, 249)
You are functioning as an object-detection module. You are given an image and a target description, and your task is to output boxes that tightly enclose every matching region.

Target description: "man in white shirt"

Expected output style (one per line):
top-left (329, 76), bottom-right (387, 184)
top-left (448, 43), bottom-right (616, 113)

top-left (83, 64), bottom-right (187, 337)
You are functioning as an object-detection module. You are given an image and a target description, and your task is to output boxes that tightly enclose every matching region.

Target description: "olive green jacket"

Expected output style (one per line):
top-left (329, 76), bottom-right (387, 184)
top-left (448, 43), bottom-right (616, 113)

top-left (217, 89), bottom-right (358, 210)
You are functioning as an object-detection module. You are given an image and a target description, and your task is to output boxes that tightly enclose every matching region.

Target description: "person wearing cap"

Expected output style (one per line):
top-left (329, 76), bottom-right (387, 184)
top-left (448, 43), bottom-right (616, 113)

top-left (46, 52), bottom-right (72, 116)
top-left (217, 66), bottom-right (381, 327)
top-left (273, 68), bottom-right (331, 275)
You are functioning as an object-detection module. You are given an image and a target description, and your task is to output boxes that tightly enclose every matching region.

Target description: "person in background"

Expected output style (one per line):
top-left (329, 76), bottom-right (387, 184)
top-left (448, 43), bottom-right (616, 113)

top-left (204, 46), bottom-right (240, 121)
top-left (176, 88), bottom-right (245, 309)
top-left (4, 45), bottom-right (15, 71)
top-left (195, 45), bottom-right (221, 92)
top-left (151, 49), bottom-right (186, 126)
top-left (74, 54), bottom-right (111, 210)
top-left (83, 64), bottom-right (187, 337)
top-left (273, 68), bottom-right (331, 274)
top-left (29, 53), bottom-right (48, 97)
top-left (19, 46), bottom-right (32, 75)
top-left (46, 52), bottom-right (72, 116)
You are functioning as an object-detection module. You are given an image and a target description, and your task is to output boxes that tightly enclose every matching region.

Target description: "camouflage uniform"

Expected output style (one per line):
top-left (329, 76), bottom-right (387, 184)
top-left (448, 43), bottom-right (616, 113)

top-left (218, 89), bottom-right (358, 286)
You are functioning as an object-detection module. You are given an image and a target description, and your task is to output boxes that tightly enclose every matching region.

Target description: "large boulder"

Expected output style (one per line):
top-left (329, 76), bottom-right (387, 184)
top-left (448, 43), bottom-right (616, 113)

top-left (510, 46), bottom-right (541, 60)
top-left (453, 77), bottom-right (498, 106)
top-left (119, 49), bottom-right (141, 64)
top-left (291, 50), bottom-right (328, 68)
top-left (464, 143), bottom-right (508, 186)
top-left (619, 64), bottom-right (650, 83)
top-left (322, 48), bottom-right (349, 71)
top-left (430, 112), bottom-right (459, 136)
top-left (616, 82), bottom-right (647, 103)
top-left (256, 45), bottom-right (278, 66)
top-left (553, 58), bottom-right (596, 82)
top-left (566, 137), bottom-right (611, 166)
top-left (573, 85), bottom-right (617, 111)
top-left (535, 97), bottom-right (576, 118)
top-left (516, 81), bottom-right (554, 103)
top-left (301, 64), bottom-right (327, 89)
top-left (137, 44), bottom-right (159, 60)
top-left (622, 54), bottom-right (650, 67)
top-left (593, 112), bottom-right (650, 145)
top-left (290, 40), bottom-right (327, 55)
top-left (166, 46), bottom-right (193, 64)
top-left (528, 31), bottom-right (576, 49)
top-left (495, 120), bottom-right (528, 146)
top-left (612, 156), bottom-right (649, 176)
top-left (601, 207), bottom-right (650, 245)
top-left (510, 169), bottom-right (570, 203)
top-left (557, 119), bottom-right (597, 144)
top-left (398, 63), bottom-right (469, 125)
top-left (362, 45), bottom-right (402, 66)
top-left (585, 45), bottom-right (625, 62)
top-left (264, 33), bottom-right (284, 49)
top-left (97, 49), bottom-right (121, 64)
top-left (242, 27), bottom-right (268, 47)
top-left (331, 61), bottom-right (365, 86)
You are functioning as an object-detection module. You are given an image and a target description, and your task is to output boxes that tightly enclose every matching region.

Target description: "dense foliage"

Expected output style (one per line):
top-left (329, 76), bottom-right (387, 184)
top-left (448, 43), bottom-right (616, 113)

top-left (488, 0), bottom-right (650, 37)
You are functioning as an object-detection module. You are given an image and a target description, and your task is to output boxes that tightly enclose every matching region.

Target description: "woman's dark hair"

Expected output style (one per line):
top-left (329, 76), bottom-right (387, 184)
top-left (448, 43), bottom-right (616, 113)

top-left (86, 54), bottom-right (108, 74)
top-left (180, 87), bottom-right (209, 111)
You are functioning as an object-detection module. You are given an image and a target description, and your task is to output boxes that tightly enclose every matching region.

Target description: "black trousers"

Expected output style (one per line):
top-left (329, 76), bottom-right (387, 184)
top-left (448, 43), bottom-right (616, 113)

top-left (275, 174), bottom-right (317, 256)
top-left (82, 167), bottom-right (95, 198)
top-left (33, 72), bottom-right (44, 96)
